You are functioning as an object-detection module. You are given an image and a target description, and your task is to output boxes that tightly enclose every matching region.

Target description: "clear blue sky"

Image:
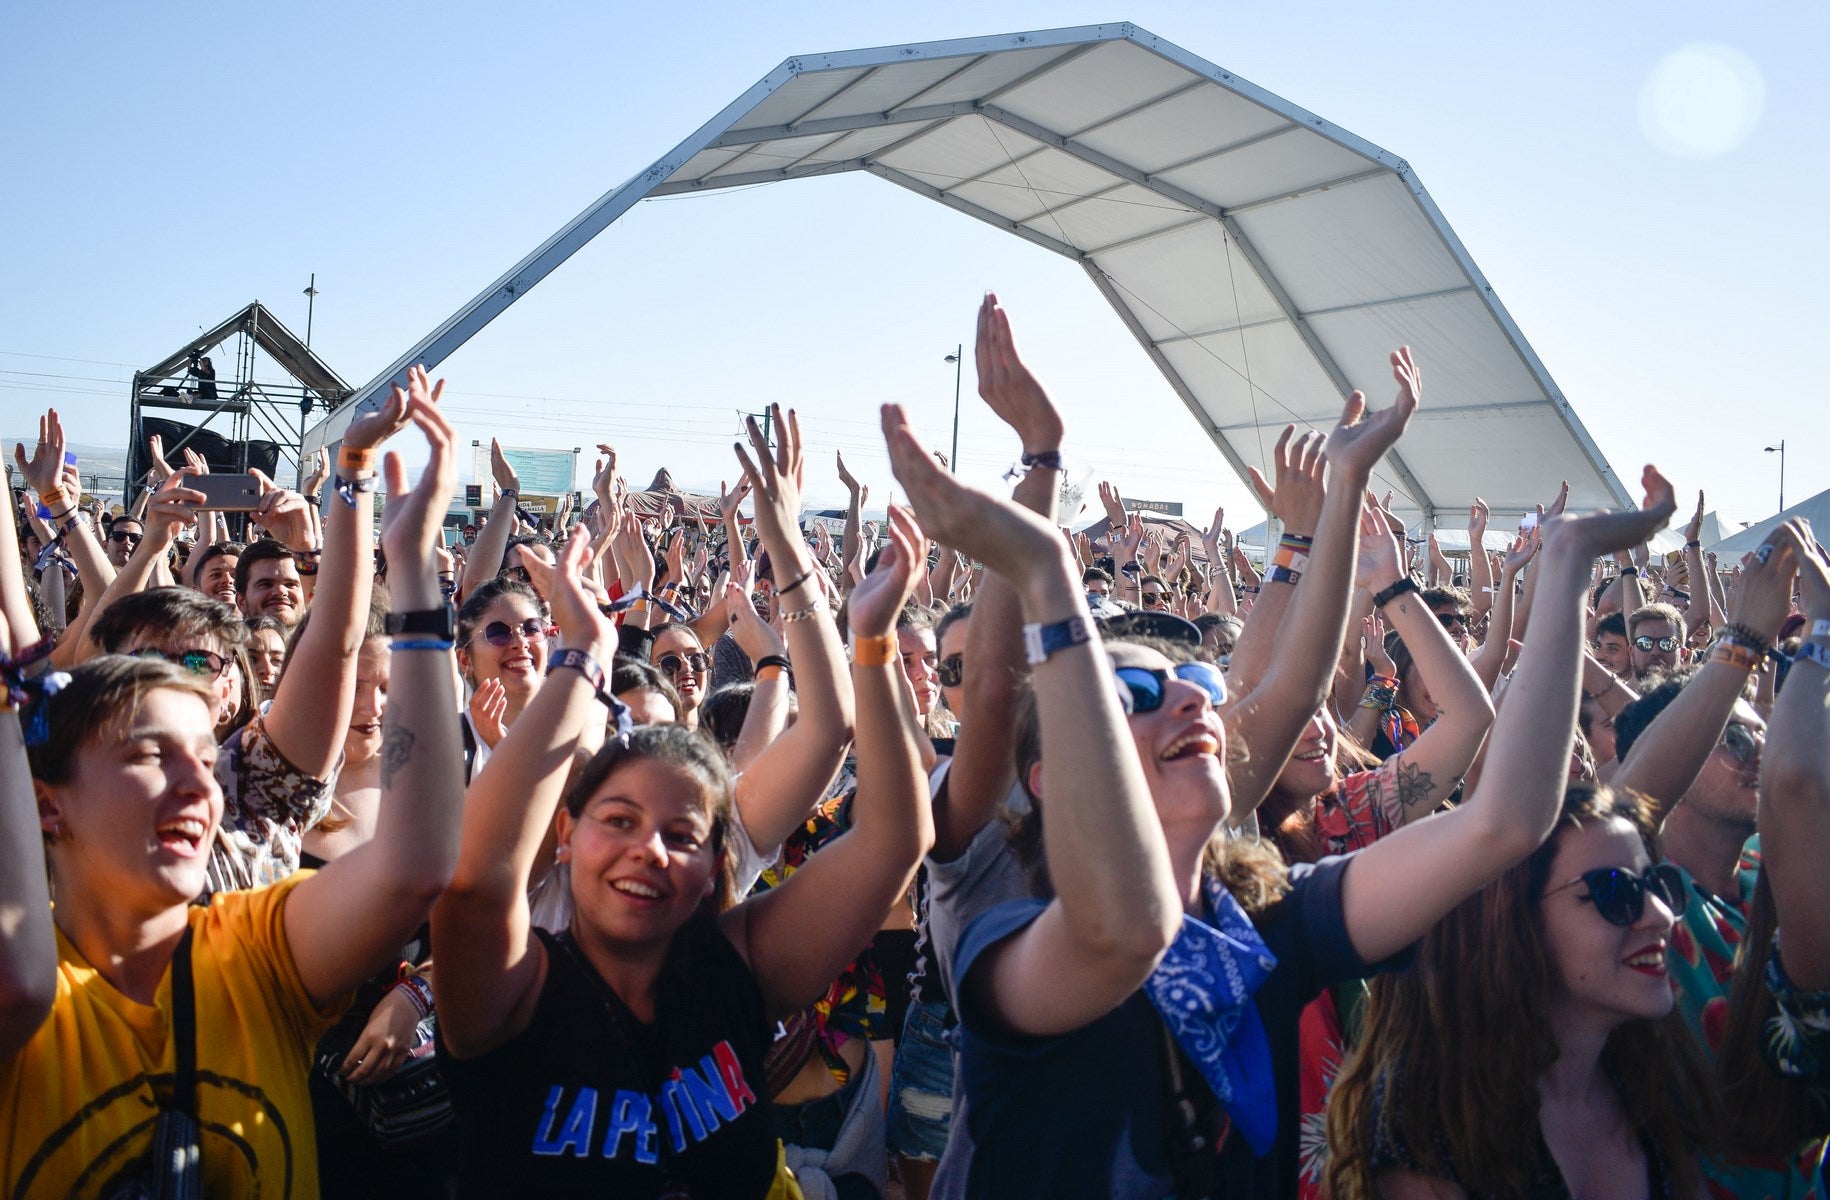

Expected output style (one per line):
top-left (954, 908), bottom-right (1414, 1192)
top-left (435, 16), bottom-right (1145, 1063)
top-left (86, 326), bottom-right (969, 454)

top-left (4, 1), bottom-right (1822, 533)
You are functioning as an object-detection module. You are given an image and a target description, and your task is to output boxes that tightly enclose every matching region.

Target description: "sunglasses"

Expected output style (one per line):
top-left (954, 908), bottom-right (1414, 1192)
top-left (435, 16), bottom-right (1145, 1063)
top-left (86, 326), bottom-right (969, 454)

top-left (658, 651), bottom-right (709, 677)
top-left (130, 646), bottom-right (229, 678)
top-left (1719, 721), bottom-right (1762, 766)
top-left (937, 653), bottom-right (963, 688)
top-left (1114, 661), bottom-right (1228, 715)
top-left (1544, 863), bottom-right (1687, 927)
top-left (1437, 612), bottom-right (1470, 632)
top-left (1633, 635), bottom-right (1679, 653)
top-left (108, 530), bottom-right (143, 546)
top-left (473, 618), bottom-right (553, 648)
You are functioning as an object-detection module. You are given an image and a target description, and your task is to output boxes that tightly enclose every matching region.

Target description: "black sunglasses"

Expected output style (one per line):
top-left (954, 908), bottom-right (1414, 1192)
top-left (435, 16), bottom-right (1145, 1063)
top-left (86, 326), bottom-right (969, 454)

top-left (129, 646), bottom-right (229, 678)
top-left (1436, 612), bottom-right (1470, 631)
top-left (937, 653), bottom-right (963, 689)
top-left (108, 529), bottom-right (143, 545)
top-left (1633, 635), bottom-right (1679, 653)
top-left (1141, 591), bottom-right (1168, 606)
top-left (659, 651), bottom-right (709, 677)
top-left (473, 618), bottom-right (552, 648)
top-left (1544, 863), bottom-right (1687, 927)
top-left (1114, 662), bottom-right (1228, 715)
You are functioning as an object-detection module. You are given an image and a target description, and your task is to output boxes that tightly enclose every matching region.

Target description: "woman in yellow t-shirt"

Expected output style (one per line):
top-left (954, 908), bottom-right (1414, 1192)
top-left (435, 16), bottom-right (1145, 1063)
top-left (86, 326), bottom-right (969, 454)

top-left (0, 369), bottom-right (466, 1199)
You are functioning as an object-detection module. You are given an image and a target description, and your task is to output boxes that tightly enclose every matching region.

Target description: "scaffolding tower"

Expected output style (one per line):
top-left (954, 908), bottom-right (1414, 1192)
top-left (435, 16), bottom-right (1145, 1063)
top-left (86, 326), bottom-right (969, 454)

top-left (128, 302), bottom-right (351, 496)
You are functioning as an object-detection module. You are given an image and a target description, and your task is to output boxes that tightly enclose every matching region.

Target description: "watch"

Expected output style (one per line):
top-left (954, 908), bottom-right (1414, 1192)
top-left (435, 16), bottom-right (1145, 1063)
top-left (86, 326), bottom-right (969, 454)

top-left (385, 607), bottom-right (456, 641)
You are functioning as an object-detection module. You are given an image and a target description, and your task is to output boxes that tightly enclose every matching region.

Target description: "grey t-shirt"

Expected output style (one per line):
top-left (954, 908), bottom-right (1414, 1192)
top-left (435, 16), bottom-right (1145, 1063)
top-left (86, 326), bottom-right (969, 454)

top-left (923, 759), bottom-right (1033, 1015)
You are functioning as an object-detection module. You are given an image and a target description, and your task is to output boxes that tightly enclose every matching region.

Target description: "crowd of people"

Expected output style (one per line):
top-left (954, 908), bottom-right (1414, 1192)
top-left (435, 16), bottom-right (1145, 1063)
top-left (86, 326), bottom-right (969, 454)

top-left (0, 294), bottom-right (1825, 1199)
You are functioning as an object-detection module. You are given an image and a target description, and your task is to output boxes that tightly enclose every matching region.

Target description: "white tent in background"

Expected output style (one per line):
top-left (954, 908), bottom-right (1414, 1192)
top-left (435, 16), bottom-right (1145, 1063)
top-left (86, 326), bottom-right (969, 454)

top-left (1709, 488), bottom-right (1830, 560)
top-left (303, 23), bottom-right (1631, 531)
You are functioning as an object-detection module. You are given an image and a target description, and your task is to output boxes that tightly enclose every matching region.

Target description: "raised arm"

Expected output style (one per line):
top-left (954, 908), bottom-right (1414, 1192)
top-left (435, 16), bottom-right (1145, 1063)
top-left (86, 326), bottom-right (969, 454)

top-left (884, 402), bottom-right (1172, 1038)
top-left (721, 406), bottom-right (855, 853)
top-left (1358, 501), bottom-right (1495, 821)
top-left (1761, 521), bottom-right (1830, 988)
top-left (1467, 499), bottom-right (1494, 619)
top-left (286, 369), bottom-right (466, 1008)
top-left (0, 477), bottom-right (55, 1062)
top-left (1469, 532), bottom-right (1534, 692)
top-left (260, 383), bottom-right (415, 779)
top-left (71, 472), bottom-right (210, 661)
top-left (1218, 427), bottom-right (1319, 696)
top-left (456, 439), bottom-right (519, 602)
top-left (1681, 493), bottom-right (1721, 633)
top-left (726, 500), bottom-right (930, 1019)
top-left (1227, 350), bottom-right (1423, 819)
top-left (935, 293), bottom-right (1064, 861)
top-left (1611, 535), bottom-right (1796, 815)
top-left (1339, 468), bottom-right (1677, 964)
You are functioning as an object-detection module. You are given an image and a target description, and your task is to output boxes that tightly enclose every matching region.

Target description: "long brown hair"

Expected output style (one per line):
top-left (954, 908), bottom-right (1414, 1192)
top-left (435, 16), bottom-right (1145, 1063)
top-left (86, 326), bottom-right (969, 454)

top-left (1326, 785), bottom-right (1721, 1200)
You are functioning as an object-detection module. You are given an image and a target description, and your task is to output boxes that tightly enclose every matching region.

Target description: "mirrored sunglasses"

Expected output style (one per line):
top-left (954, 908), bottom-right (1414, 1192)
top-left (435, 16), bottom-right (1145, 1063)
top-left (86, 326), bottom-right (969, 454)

top-left (658, 651), bottom-right (710, 677)
top-left (1633, 635), bottom-right (1679, 653)
top-left (1114, 662), bottom-right (1228, 715)
top-left (475, 618), bottom-right (553, 648)
top-left (130, 646), bottom-right (229, 678)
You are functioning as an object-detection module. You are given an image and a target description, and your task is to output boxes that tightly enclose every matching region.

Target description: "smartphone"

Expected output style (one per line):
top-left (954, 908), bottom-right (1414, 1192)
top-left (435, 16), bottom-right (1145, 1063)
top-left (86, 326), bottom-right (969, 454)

top-left (1518, 512), bottom-right (1540, 533)
top-left (442, 528), bottom-right (462, 548)
top-left (191, 474), bottom-right (263, 511)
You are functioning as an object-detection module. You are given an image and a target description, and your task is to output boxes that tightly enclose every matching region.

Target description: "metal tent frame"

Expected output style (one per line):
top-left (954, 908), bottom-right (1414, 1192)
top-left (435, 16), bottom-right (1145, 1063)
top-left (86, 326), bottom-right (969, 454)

top-left (303, 22), bottom-right (1629, 527)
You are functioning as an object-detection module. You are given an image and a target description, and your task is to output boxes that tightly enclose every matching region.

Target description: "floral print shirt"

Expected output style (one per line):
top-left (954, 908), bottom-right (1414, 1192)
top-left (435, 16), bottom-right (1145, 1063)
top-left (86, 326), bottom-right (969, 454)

top-left (205, 713), bottom-right (338, 894)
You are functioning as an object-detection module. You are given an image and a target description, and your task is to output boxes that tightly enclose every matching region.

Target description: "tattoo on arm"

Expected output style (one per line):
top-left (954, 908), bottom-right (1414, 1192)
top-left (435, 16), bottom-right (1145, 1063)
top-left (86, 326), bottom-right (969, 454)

top-left (1394, 759), bottom-right (1436, 810)
top-left (380, 726), bottom-right (415, 789)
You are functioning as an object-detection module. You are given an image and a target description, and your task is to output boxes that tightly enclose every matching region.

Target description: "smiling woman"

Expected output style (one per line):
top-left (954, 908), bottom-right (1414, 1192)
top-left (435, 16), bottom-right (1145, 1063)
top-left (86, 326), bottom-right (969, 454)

top-left (1326, 786), bottom-right (1720, 1200)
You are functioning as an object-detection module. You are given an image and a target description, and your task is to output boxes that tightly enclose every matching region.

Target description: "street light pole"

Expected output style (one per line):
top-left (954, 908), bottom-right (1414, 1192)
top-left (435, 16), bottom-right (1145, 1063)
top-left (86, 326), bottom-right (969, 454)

top-left (303, 273), bottom-right (320, 349)
top-left (944, 344), bottom-right (962, 473)
top-left (1765, 440), bottom-right (1786, 512)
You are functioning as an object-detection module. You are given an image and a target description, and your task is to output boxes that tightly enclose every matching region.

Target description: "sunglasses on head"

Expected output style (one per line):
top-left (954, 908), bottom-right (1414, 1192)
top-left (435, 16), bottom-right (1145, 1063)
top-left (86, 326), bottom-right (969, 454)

top-left (108, 530), bottom-right (142, 545)
top-left (658, 651), bottom-right (709, 677)
top-left (1633, 635), bottom-right (1679, 653)
top-left (130, 646), bottom-right (228, 678)
top-left (937, 653), bottom-right (963, 689)
top-left (474, 618), bottom-right (552, 648)
top-left (1544, 863), bottom-right (1687, 927)
top-left (1114, 661), bottom-right (1228, 715)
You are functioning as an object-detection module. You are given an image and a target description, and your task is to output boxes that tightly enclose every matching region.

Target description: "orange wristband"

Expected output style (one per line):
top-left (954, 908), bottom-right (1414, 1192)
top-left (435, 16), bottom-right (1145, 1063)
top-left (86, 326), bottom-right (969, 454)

top-left (337, 445), bottom-right (378, 474)
top-left (756, 663), bottom-right (789, 681)
top-left (851, 634), bottom-right (896, 666)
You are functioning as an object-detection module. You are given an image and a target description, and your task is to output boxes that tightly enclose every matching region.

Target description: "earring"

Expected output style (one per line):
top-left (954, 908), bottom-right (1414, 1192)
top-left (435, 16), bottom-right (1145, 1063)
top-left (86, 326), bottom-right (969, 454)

top-left (555, 844), bottom-right (570, 863)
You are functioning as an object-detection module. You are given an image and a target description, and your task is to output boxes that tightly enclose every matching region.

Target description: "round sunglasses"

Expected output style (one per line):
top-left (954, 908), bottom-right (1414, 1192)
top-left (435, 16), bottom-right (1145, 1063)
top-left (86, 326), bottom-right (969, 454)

top-left (658, 651), bottom-right (709, 677)
top-left (1633, 635), bottom-right (1679, 653)
top-left (471, 618), bottom-right (554, 648)
top-left (1543, 863), bottom-right (1687, 927)
top-left (937, 653), bottom-right (964, 689)
top-left (129, 646), bottom-right (229, 678)
top-left (1114, 661), bottom-right (1228, 715)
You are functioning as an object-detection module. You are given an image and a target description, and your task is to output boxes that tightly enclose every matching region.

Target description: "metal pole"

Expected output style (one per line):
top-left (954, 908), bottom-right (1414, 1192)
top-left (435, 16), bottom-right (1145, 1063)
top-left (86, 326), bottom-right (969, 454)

top-left (303, 274), bottom-right (319, 349)
top-left (1766, 439), bottom-right (1787, 512)
top-left (945, 344), bottom-right (962, 473)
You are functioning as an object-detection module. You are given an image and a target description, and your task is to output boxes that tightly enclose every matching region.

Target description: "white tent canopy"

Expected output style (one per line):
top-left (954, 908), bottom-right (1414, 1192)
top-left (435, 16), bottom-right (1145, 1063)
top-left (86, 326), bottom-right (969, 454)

top-left (305, 22), bottom-right (1629, 527)
top-left (1709, 488), bottom-right (1830, 560)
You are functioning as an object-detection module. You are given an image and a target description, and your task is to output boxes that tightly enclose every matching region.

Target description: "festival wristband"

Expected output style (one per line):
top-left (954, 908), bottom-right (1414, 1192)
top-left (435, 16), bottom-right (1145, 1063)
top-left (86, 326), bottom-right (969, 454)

top-left (391, 639), bottom-right (454, 652)
top-left (851, 634), bottom-right (896, 666)
top-left (1813, 619), bottom-right (1830, 640)
top-left (1266, 565), bottom-right (1301, 587)
top-left (337, 445), bottom-right (378, 474)
top-left (755, 654), bottom-right (792, 679)
top-left (1794, 640), bottom-right (1830, 673)
top-left (1709, 641), bottom-right (1760, 672)
top-left (1022, 615), bottom-right (1094, 665)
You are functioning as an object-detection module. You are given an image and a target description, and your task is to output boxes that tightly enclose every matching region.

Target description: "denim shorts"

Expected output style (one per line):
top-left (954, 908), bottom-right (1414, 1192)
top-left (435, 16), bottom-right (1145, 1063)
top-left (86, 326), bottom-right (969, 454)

top-left (887, 997), bottom-right (956, 1161)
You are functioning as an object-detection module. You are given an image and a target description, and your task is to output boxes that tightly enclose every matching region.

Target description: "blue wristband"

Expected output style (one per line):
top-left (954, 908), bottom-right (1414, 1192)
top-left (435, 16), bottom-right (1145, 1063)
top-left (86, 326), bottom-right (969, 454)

top-left (390, 638), bottom-right (455, 652)
top-left (1022, 615), bottom-right (1095, 666)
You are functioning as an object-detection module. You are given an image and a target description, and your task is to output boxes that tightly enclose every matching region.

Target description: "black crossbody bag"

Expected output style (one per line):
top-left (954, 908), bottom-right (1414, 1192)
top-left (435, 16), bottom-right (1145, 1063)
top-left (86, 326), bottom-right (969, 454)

top-left (104, 926), bottom-right (205, 1199)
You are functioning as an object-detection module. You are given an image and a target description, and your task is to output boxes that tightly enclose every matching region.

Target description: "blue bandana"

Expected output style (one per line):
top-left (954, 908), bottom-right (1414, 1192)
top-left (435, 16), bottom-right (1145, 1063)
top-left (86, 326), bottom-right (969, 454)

top-left (1142, 874), bottom-right (1279, 1156)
